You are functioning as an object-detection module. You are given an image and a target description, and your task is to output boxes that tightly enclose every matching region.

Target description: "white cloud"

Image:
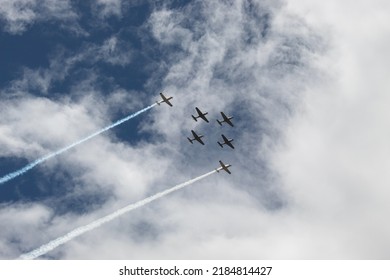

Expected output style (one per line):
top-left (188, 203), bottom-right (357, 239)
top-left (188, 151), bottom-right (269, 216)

top-left (0, 203), bottom-right (52, 259)
top-left (0, 0), bottom-right (81, 34)
top-left (94, 0), bottom-right (123, 18)
top-left (0, 0), bottom-right (37, 33)
top-left (3, 36), bottom-right (133, 97)
top-left (270, 0), bottom-right (390, 258)
top-left (92, 0), bottom-right (151, 19)
top-left (93, 36), bottom-right (133, 66)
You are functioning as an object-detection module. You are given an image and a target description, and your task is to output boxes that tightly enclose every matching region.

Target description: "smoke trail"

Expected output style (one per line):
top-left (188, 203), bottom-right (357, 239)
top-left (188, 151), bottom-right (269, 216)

top-left (19, 169), bottom-right (217, 260)
top-left (0, 103), bottom-right (157, 185)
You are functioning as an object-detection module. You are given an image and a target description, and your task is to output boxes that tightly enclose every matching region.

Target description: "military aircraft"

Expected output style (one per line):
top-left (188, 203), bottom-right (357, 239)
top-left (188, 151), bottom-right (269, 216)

top-left (191, 107), bottom-right (209, 123)
top-left (156, 92), bottom-right (173, 107)
top-left (187, 130), bottom-right (205, 145)
top-left (217, 111), bottom-right (233, 127)
top-left (216, 160), bottom-right (232, 174)
top-left (218, 134), bottom-right (234, 149)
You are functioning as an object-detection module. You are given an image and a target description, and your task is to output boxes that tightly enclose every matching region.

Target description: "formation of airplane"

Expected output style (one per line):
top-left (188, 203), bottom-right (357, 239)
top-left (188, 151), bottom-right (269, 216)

top-left (216, 160), bottom-right (232, 174)
top-left (187, 106), bottom-right (235, 171)
top-left (156, 92), bottom-right (173, 107)
top-left (192, 107), bottom-right (209, 123)
top-left (187, 107), bottom-right (234, 152)
top-left (155, 93), bottom-right (233, 174)
top-left (217, 134), bottom-right (234, 149)
top-left (187, 106), bottom-right (234, 174)
top-left (187, 130), bottom-right (205, 145)
top-left (217, 112), bottom-right (234, 127)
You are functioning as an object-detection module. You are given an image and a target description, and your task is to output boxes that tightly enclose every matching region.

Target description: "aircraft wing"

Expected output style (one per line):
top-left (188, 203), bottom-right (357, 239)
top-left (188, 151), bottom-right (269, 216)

top-left (200, 115), bottom-right (209, 122)
top-left (225, 141), bottom-right (234, 149)
top-left (197, 137), bottom-right (205, 145)
top-left (224, 118), bottom-right (233, 126)
top-left (191, 130), bottom-right (198, 138)
top-left (221, 134), bottom-right (228, 141)
top-left (195, 107), bottom-right (202, 115)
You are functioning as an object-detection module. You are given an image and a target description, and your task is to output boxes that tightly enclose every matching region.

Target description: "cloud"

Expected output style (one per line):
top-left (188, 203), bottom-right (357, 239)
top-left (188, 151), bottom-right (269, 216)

top-left (270, 0), bottom-right (390, 258)
top-left (2, 35), bottom-right (133, 97)
top-left (0, 0), bottom-right (82, 35)
top-left (91, 0), bottom-right (152, 19)
top-left (87, 36), bottom-right (133, 66)
top-left (0, 203), bottom-right (52, 259)
top-left (94, 0), bottom-right (123, 18)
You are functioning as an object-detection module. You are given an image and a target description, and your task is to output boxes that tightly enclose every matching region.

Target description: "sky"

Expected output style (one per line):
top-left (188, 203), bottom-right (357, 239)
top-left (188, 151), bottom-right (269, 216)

top-left (0, 0), bottom-right (389, 259)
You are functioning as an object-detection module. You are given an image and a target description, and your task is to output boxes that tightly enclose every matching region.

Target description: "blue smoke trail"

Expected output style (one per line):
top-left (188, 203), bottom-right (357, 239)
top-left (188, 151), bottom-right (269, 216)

top-left (0, 103), bottom-right (157, 185)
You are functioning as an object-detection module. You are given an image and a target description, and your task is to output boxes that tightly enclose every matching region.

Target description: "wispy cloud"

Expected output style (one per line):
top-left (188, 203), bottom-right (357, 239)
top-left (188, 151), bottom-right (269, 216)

top-left (3, 35), bottom-right (133, 96)
top-left (0, 0), bottom-right (82, 35)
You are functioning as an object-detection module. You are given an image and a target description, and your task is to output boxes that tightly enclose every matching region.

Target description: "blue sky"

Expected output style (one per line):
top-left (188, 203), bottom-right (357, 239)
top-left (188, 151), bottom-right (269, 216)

top-left (1, 0), bottom-right (390, 259)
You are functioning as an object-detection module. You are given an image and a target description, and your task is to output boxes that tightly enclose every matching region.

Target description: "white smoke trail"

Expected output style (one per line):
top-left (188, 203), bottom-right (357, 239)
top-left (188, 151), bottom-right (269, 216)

top-left (19, 170), bottom-right (217, 260)
top-left (0, 103), bottom-right (157, 185)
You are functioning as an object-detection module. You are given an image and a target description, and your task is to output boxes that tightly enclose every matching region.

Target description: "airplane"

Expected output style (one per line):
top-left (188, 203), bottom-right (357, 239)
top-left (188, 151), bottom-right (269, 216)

top-left (217, 111), bottom-right (234, 127)
top-left (156, 92), bottom-right (173, 107)
top-left (216, 160), bottom-right (232, 174)
top-left (218, 134), bottom-right (234, 149)
top-left (191, 107), bottom-right (209, 123)
top-left (187, 130), bottom-right (205, 145)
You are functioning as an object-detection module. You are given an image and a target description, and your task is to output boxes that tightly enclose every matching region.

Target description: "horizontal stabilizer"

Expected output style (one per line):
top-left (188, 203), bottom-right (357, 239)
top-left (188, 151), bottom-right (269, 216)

top-left (192, 115), bottom-right (198, 122)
